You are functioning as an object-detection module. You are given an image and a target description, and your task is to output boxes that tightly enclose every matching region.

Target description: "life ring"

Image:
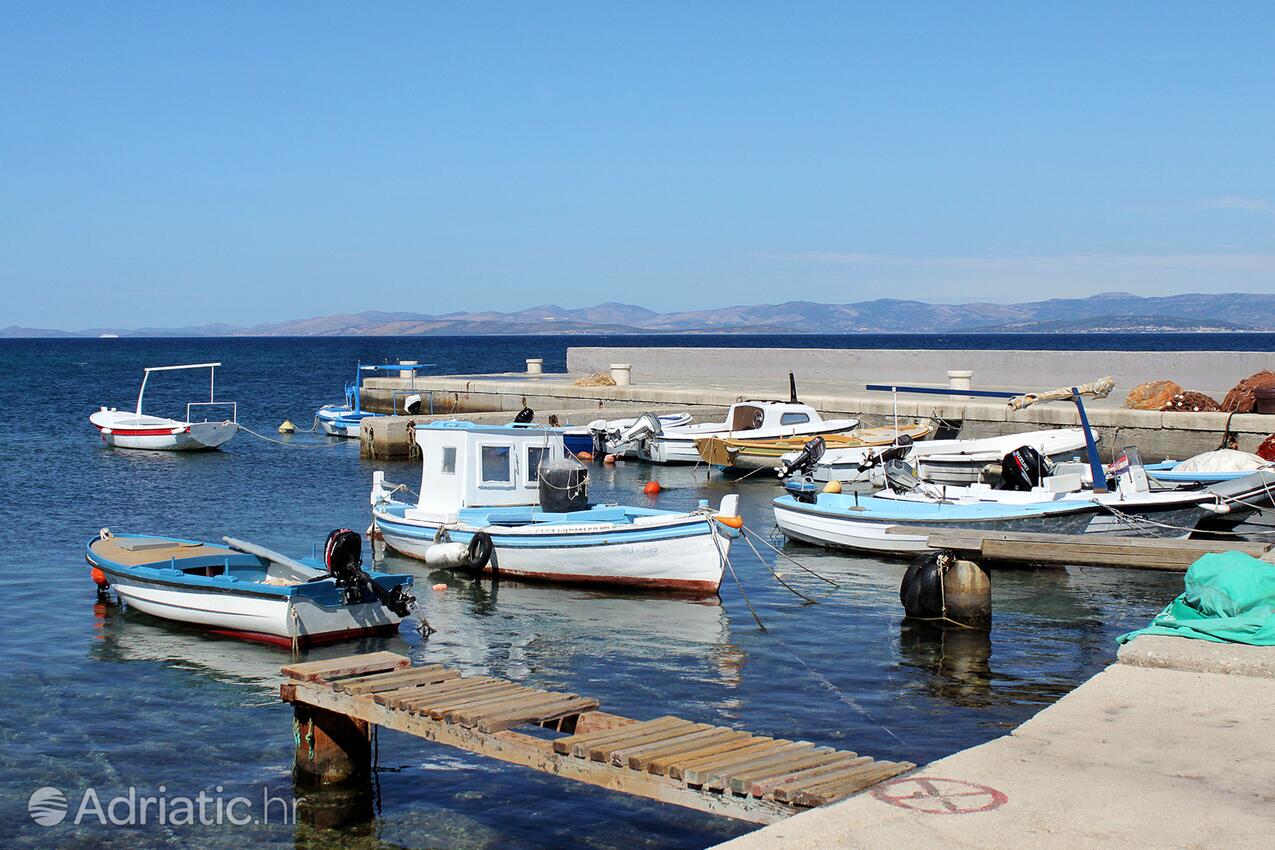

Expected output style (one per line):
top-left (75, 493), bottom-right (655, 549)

top-left (466, 532), bottom-right (494, 571)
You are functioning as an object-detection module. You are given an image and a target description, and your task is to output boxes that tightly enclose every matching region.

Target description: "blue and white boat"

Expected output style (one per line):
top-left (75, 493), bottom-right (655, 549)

top-left (317, 361), bottom-right (435, 438)
top-left (1144, 450), bottom-right (1275, 488)
top-left (370, 421), bottom-right (741, 594)
top-left (86, 530), bottom-right (415, 647)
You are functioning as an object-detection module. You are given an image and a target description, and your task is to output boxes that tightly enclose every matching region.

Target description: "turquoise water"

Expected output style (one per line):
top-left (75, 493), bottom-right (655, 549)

top-left (0, 336), bottom-right (1222, 849)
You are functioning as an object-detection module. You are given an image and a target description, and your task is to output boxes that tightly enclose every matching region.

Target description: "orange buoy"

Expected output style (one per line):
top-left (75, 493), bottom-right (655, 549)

top-left (715, 514), bottom-right (744, 529)
top-left (431, 582), bottom-right (448, 592)
top-left (823, 480), bottom-right (843, 494)
top-left (603, 454), bottom-right (617, 465)
top-left (577, 451), bottom-right (593, 462)
top-left (90, 567), bottom-right (108, 587)
top-left (643, 481), bottom-right (661, 496)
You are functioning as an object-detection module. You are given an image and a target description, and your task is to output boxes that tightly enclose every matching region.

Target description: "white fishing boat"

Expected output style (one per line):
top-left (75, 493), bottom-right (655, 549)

top-left (785, 428), bottom-right (1093, 486)
top-left (370, 421), bottom-right (741, 593)
top-left (89, 362), bottom-right (239, 451)
top-left (86, 529), bottom-right (415, 647)
top-left (562, 413), bottom-right (693, 456)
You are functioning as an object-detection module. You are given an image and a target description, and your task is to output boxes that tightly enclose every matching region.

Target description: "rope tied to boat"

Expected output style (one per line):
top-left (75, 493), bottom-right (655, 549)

top-left (238, 423), bottom-right (347, 448)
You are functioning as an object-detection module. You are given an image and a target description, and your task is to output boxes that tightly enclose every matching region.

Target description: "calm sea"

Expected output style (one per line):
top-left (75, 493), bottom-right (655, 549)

top-left (1, 333), bottom-right (1266, 849)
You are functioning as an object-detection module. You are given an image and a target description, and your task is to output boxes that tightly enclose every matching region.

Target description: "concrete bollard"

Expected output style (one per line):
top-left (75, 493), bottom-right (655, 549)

top-left (610, 363), bottom-right (633, 386)
top-left (399, 360), bottom-right (418, 379)
top-left (526, 358), bottom-right (543, 375)
top-left (947, 369), bottom-right (973, 400)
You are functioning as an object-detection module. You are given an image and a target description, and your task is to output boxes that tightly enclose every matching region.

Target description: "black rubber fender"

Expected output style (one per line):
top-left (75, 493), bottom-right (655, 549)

top-left (466, 531), bottom-right (494, 571)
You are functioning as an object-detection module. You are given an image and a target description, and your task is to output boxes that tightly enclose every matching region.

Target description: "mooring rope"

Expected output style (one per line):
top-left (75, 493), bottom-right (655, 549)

top-left (739, 529), bottom-right (819, 604)
top-left (740, 524), bottom-right (841, 587)
top-left (238, 423), bottom-right (347, 448)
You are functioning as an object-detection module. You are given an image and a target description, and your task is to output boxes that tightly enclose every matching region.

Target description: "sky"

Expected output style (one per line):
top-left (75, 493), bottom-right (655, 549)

top-left (2, 2), bottom-right (1274, 329)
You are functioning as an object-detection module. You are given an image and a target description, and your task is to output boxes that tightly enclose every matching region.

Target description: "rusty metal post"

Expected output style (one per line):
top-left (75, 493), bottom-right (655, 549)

top-left (286, 685), bottom-right (371, 785)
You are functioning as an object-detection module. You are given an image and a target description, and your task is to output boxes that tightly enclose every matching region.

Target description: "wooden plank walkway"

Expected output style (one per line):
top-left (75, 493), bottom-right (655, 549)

top-left (280, 652), bottom-right (913, 823)
top-left (889, 526), bottom-right (1272, 570)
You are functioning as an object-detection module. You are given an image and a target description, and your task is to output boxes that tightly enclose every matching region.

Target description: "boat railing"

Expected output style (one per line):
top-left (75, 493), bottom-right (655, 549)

top-left (186, 401), bottom-right (238, 424)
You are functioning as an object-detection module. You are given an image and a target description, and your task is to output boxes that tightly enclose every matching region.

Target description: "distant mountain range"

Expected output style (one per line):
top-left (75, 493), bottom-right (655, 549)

top-left (5, 292), bottom-right (1275, 337)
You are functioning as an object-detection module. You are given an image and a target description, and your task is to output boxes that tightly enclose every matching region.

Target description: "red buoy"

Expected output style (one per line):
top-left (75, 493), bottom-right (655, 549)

top-left (643, 481), bottom-right (661, 496)
top-left (90, 567), bottom-right (108, 587)
top-left (577, 451), bottom-right (593, 462)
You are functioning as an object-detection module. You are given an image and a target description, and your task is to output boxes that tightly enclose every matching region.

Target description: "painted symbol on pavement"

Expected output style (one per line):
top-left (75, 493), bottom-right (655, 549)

top-left (870, 776), bottom-right (1008, 814)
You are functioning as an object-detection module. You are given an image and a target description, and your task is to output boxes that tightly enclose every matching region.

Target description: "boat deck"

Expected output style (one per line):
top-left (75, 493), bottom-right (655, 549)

top-left (280, 652), bottom-right (913, 823)
top-left (89, 536), bottom-right (236, 567)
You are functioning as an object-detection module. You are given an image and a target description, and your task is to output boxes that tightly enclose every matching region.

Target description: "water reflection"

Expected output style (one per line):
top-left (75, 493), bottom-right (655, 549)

top-left (897, 621), bottom-right (993, 708)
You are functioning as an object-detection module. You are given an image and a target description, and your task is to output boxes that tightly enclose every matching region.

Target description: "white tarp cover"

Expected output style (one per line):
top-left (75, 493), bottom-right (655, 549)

top-left (1175, 449), bottom-right (1274, 473)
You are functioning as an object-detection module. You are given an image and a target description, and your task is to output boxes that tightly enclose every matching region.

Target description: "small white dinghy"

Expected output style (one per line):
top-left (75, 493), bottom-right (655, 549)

top-left (90, 362), bottom-right (239, 451)
top-left (86, 529), bottom-right (415, 647)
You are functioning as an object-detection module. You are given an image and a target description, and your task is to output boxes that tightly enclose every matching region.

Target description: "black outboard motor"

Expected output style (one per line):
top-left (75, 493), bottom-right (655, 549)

top-left (323, 529), bottom-right (415, 616)
top-left (1000, 445), bottom-right (1049, 491)
top-left (538, 459), bottom-right (589, 513)
top-left (778, 435), bottom-right (826, 479)
top-left (514, 406), bottom-right (535, 424)
top-left (857, 434), bottom-right (915, 472)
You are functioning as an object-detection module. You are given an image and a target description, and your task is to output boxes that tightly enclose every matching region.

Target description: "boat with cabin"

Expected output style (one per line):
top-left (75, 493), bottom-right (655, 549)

top-left (317, 361), bottom-right (434, 438)
top-left (85, 529), bottom-right (415, 646)
top-left (370, 421), bottom-right (741, 593)
top-left (89, 362), bottom-right (239, 451)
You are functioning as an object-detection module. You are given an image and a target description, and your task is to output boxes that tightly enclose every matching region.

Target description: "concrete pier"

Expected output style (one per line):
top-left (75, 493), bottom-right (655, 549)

top-left (356, 346), bottom-right (1275, 460)
top-left (712, 635), bottom-right (1275, 850)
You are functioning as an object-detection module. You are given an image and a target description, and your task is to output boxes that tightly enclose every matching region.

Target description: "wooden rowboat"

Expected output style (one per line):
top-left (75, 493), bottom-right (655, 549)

top-left (695, 424), bottom-right (933, 469)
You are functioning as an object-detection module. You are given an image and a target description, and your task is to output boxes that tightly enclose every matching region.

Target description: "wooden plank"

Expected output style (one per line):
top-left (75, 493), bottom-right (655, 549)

top-left (701, 743), bottom-right (818, 792)
top-left (787, 762), bottom-right (913, 807)
top-left (651, 735), bottom-right (770, 777)
top-left (589, 721), bottom-right (704, 762)
top-left (569, 711), bottom-right (637, 736)
top-left (682, 740), bottom-right (800, 787)
top-left (419, 684), bottom-right (529, 718)
top-left (727, 748), bottom-right (846, 796)
top-left (445, 690), bottom-right (564, 724)
top-left (774, 760), bottom-right (907, 803)
top-left (750, 754), bottom-right (870, 799)
top-left (891, 525), bottom-right (1271, 553)
top-left (286, 680), bottom-right (793, 824)
top-left (608, 725), bottom-right (722, 767)
top-left (281, 651), bottom-right (410, 682)
top-left (554, 716), bottom-right (686, 757)
top-left (478, 695), bottom-right (601, 733)
top-left (672, 739), bottom-right (786, 782)
top-left (622, 728), bottom-right (747, 770)
top-left (337, 666), bottom-right (458, 695)
top-left (375, 677), bottom-right (499, 708)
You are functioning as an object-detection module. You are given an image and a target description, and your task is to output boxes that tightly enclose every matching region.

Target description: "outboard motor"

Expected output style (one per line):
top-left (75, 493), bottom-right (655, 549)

top-left (778, 436), bottom-right (826, 479)
top-left (324, 529), bottom-right (415, 616)
top-left (857, 434), bottom-right (915, 472)
top-left (403, 393), bottom-right (423, 415)
top-left (514, 406), bottom-right (535, 424)
top-left (883, 459), bottom-right (924, 493)
top-left (1000, 445), bottom-right (1049, 491)
top-left (538, 459), bottom-right (590, 513)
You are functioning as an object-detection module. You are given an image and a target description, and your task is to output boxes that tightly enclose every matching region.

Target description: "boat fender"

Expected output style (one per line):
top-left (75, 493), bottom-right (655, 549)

top-left (423, 541), bottom-right (469, 567)
top-left (715, 514), bottom-right (744, 529)
top-left (90, 566), bottom-right (109, 588)
top-left (900, 550), bottom-right (991, 630)
top-left (466, 532), bottom-right (493, 571)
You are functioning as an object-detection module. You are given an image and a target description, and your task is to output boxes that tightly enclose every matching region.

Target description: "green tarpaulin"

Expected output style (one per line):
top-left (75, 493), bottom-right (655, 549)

top-left (1118, 551), bottom-right (1275, 646)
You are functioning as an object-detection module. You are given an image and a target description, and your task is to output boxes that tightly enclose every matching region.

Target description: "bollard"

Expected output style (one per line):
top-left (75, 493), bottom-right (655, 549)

top-left (398, 360), bottom-right (418, 379)
top-left (290, 700), bottom-right (371, 785)
top-left (947, 369), bottom-right (973, 400)
top-left (610, 363), bottom-right (633, 386)
top-left (526, 358), bottom-right (543, 375)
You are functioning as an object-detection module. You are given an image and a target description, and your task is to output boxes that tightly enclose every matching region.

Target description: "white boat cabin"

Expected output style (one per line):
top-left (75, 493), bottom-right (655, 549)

top-left (390, 421), bottom-right (570, 523)
top-left (723, 400), bottom-right (826, 432)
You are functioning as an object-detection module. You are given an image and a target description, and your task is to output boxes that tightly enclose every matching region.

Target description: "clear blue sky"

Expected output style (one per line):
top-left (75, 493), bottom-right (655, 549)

top-left (3, 3), bottom-right (1273, 329)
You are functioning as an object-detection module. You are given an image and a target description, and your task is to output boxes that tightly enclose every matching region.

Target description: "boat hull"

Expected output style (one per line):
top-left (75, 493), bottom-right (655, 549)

top-left (94, 569), bottom-right (401, 646)
top-left (91, 417), bottom-right (238, 451)
top-left (641, 423), bottom-right (862, 465)
top-left (374, 511), bottom-right (728, 593)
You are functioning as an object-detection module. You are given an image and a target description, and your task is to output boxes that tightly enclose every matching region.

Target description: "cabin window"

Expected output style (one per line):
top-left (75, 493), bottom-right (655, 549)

top-left (525, 446), bottom-right (548, 487)
top-left (731, 405), bottom-right (765, 430)
top-left (440, 446), bottom-right (457, 475)
top-left (780, 412), bottom-right (810, 426)
top-left (480, 445), bottom-right (512, 484)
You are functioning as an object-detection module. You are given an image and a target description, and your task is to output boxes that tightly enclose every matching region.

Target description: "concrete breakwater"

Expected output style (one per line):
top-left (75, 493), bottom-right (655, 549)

top-left (358, 347), bottom-right (1275, 460)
